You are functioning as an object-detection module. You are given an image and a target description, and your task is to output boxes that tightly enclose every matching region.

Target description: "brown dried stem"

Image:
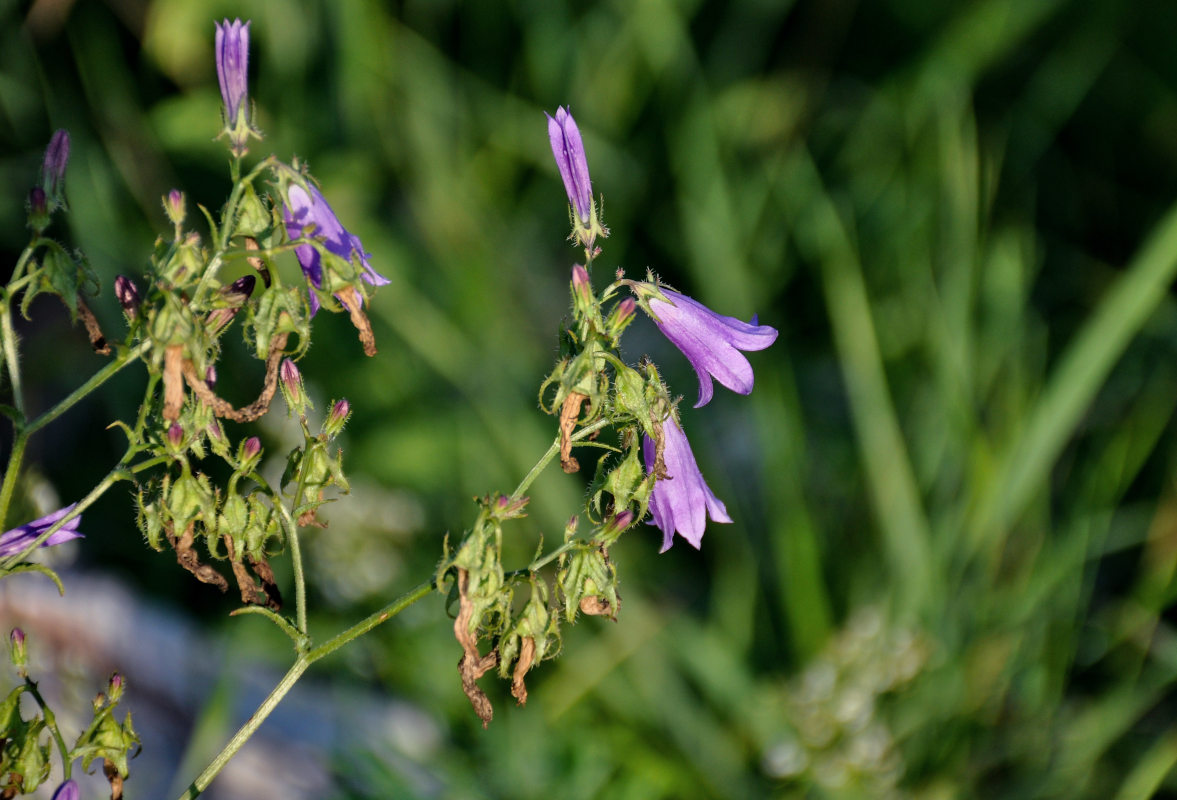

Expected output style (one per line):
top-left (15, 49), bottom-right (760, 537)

top-left (181, 333), bottom-right (289, 423)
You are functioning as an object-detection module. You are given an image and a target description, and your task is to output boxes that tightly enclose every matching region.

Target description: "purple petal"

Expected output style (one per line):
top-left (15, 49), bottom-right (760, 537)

top-left (51, 781), bottom-right (79, 800)
top-left (0, 504), bottom-right (84, 558)
top-left (216, 19), bottom-right (250, 127)
top-left (649, 289), bottom-right (778, 407)
top-left (546, 107), bottom-right (593, 222)
top-left (642, 420), bottom-right (730, 552)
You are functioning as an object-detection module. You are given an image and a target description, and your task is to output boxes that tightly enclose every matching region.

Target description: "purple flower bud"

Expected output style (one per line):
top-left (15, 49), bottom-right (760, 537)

top-left (599, 508), bottom-right (636, 543)
top-left (9, 627), bottom-right (27, 671)
top-left (41, 129), bottom-right (70, 203)
top-left (280, 358), bottom-right (302, 394)
top-left (489, 493), bottom-right (530, 520)
top-left (164, 189), bottom-right (187, 226)
top-left (51, 780), bottom-right (79, 800)
top-left (615, 297), bottom-right (636, 323)
top-left (167, 422), bottom-right (184, 448)
top-left (546, 107), bottom-right (593, 223)
top-left (226, 274), bottom-right (256, 300)
top-left (330, 399), bottom-right (350, 424)
top-left (571, 264), bottom-right (592, 304)
top-left (215, 19), bottom-right (251, 130)
top-left (205, 365), bottom-right (218, 388)
top-left (28, 187), bottom-right (47, 217)
top-left (114, 275), bottom-right (143, 319)
top-left (242, 436), bottom-right (262, 461)
top-left (643, 287), bottom-right (778, 408)
top-left (108, 672), bottom-right (125, 702)
top-left (0, 505), bottom-right (84, 558)
top-left (207, 421), bottom-right (224, 440)
top-left (283, 183), bottom-right (389, 316)
top-left (643, 418), bottom-right (731, 552)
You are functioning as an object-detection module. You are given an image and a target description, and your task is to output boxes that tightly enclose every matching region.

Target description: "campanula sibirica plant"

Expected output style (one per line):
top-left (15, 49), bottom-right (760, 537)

top-left (0, 19), bottom-right (779, 797)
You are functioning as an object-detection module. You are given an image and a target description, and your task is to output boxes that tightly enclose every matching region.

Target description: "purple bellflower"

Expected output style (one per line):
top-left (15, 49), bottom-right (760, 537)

top-left (643, 418), bottom-right (731, 552)
top-left (644, 287), bottom-right (778, 408)
top-left (283, 183), bottom-right (390, 315)
top-left (546, 107), bottom-right (593, 224)
top-left (51, 780), bottom-right (79, 800)
top-left (215, 19), bottom-right (252, 155)
top-left (0, 504), bottom-right (83, 559)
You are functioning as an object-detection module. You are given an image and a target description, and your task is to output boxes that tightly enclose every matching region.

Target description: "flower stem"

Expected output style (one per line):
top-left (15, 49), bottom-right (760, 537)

top-left (23, 677), bottom-right (71, 779)
top-left (512, 416), bottom-right (611, 500)
top-left (0, 431), bottom-right (28, 532)
top-left (26, 341), bottom-right (149, 438)
top-left (175, 580), bottom-right (435, 800)
top-left (175, 656), bottom-right (309, 800)
top-left (288, 524), bottom-right (308, 636)
top-left (0, 342), bottom-right (146, 532)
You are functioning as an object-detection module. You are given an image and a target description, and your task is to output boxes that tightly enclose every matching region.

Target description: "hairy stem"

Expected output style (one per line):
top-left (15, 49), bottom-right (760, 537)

top-left (23, 678), bottom-right (71, 779)
top-left (176, 580), bottom-right (434, 800)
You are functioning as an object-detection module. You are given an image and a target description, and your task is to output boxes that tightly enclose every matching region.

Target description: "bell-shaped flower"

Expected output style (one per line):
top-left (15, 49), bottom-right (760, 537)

top-left (643, 417), bottom-right (730, 552)
top-left (283, 183), bottom-right (390, 315)
top-left (643, 287), bottom-right (778, 407)
top-left (546, 106), bottom-right (593, 224)
top-left (215, 19), bottom-right (253, 155)
top-left (0, 504), bottom-right (83, 558)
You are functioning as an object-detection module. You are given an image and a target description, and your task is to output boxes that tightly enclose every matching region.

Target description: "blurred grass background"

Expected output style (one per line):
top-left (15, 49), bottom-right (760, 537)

top-left (5, 0), bottom-right (1177, 797)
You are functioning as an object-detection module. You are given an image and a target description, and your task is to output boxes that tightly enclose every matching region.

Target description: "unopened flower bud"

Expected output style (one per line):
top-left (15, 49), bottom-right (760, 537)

top-left (216, 19), bottom-right (253, 156)
top-left (600, 509), bottom-right (636, 543)
top-left (26, 187), bottom-right (49, 232)
top-left (572, 264), bottom-right (592, 302)
top-left (489, 493), bottom-right (530, 521)
top-left (9, 627), bottom-right (26, 669)
top-left (206, 421), bottom-right (224, 441)
top-left (606, 297), bottom-right (637, 340)
top-left (107, 672), bottom-right (125, 703)
top-left (206, 274), bottom-right (257, 334)
top-left (28, 187), bottom-right (47, 216)
top-left (322, 398), bottom-right (351, 437)
top-left (41, 129), bottom-right (70, 207)
top-left (164, 189), bottom-right (186, 227)
top-left (546, 108), bottom-right (592, 224)
top-left (281, 358), bottom-right (301, 394)
top-left (238, 436), bottom-right (262, 470)
top-left (115, 275), bottom-right (143, 320)
top-left (167, 422), bottom-right (184, 449)
top-left (205, 365), bottom-right (217, 388)
top-left (279, 358), bottom-right (308, 414)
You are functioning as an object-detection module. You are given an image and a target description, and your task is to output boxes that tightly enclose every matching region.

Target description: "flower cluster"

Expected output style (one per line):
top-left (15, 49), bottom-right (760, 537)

top-left (545, 107), bottom-right (778, 552)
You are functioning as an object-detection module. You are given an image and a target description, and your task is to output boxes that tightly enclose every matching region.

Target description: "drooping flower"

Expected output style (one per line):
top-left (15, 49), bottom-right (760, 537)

top-left (546, 106), bottom-right (593, 224)
top-left (643, 417), bottom-right (730, 552)
top-left (0, 505), bottom-right (84, 558)
top-left (51, 780), bottom-right (79, 800)
top-left (283, 183), bottom-right (389, 315)
top-left (215, 19), bottom-right (251, 150)
top-left (642, 287), bottom-right (778, 408)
